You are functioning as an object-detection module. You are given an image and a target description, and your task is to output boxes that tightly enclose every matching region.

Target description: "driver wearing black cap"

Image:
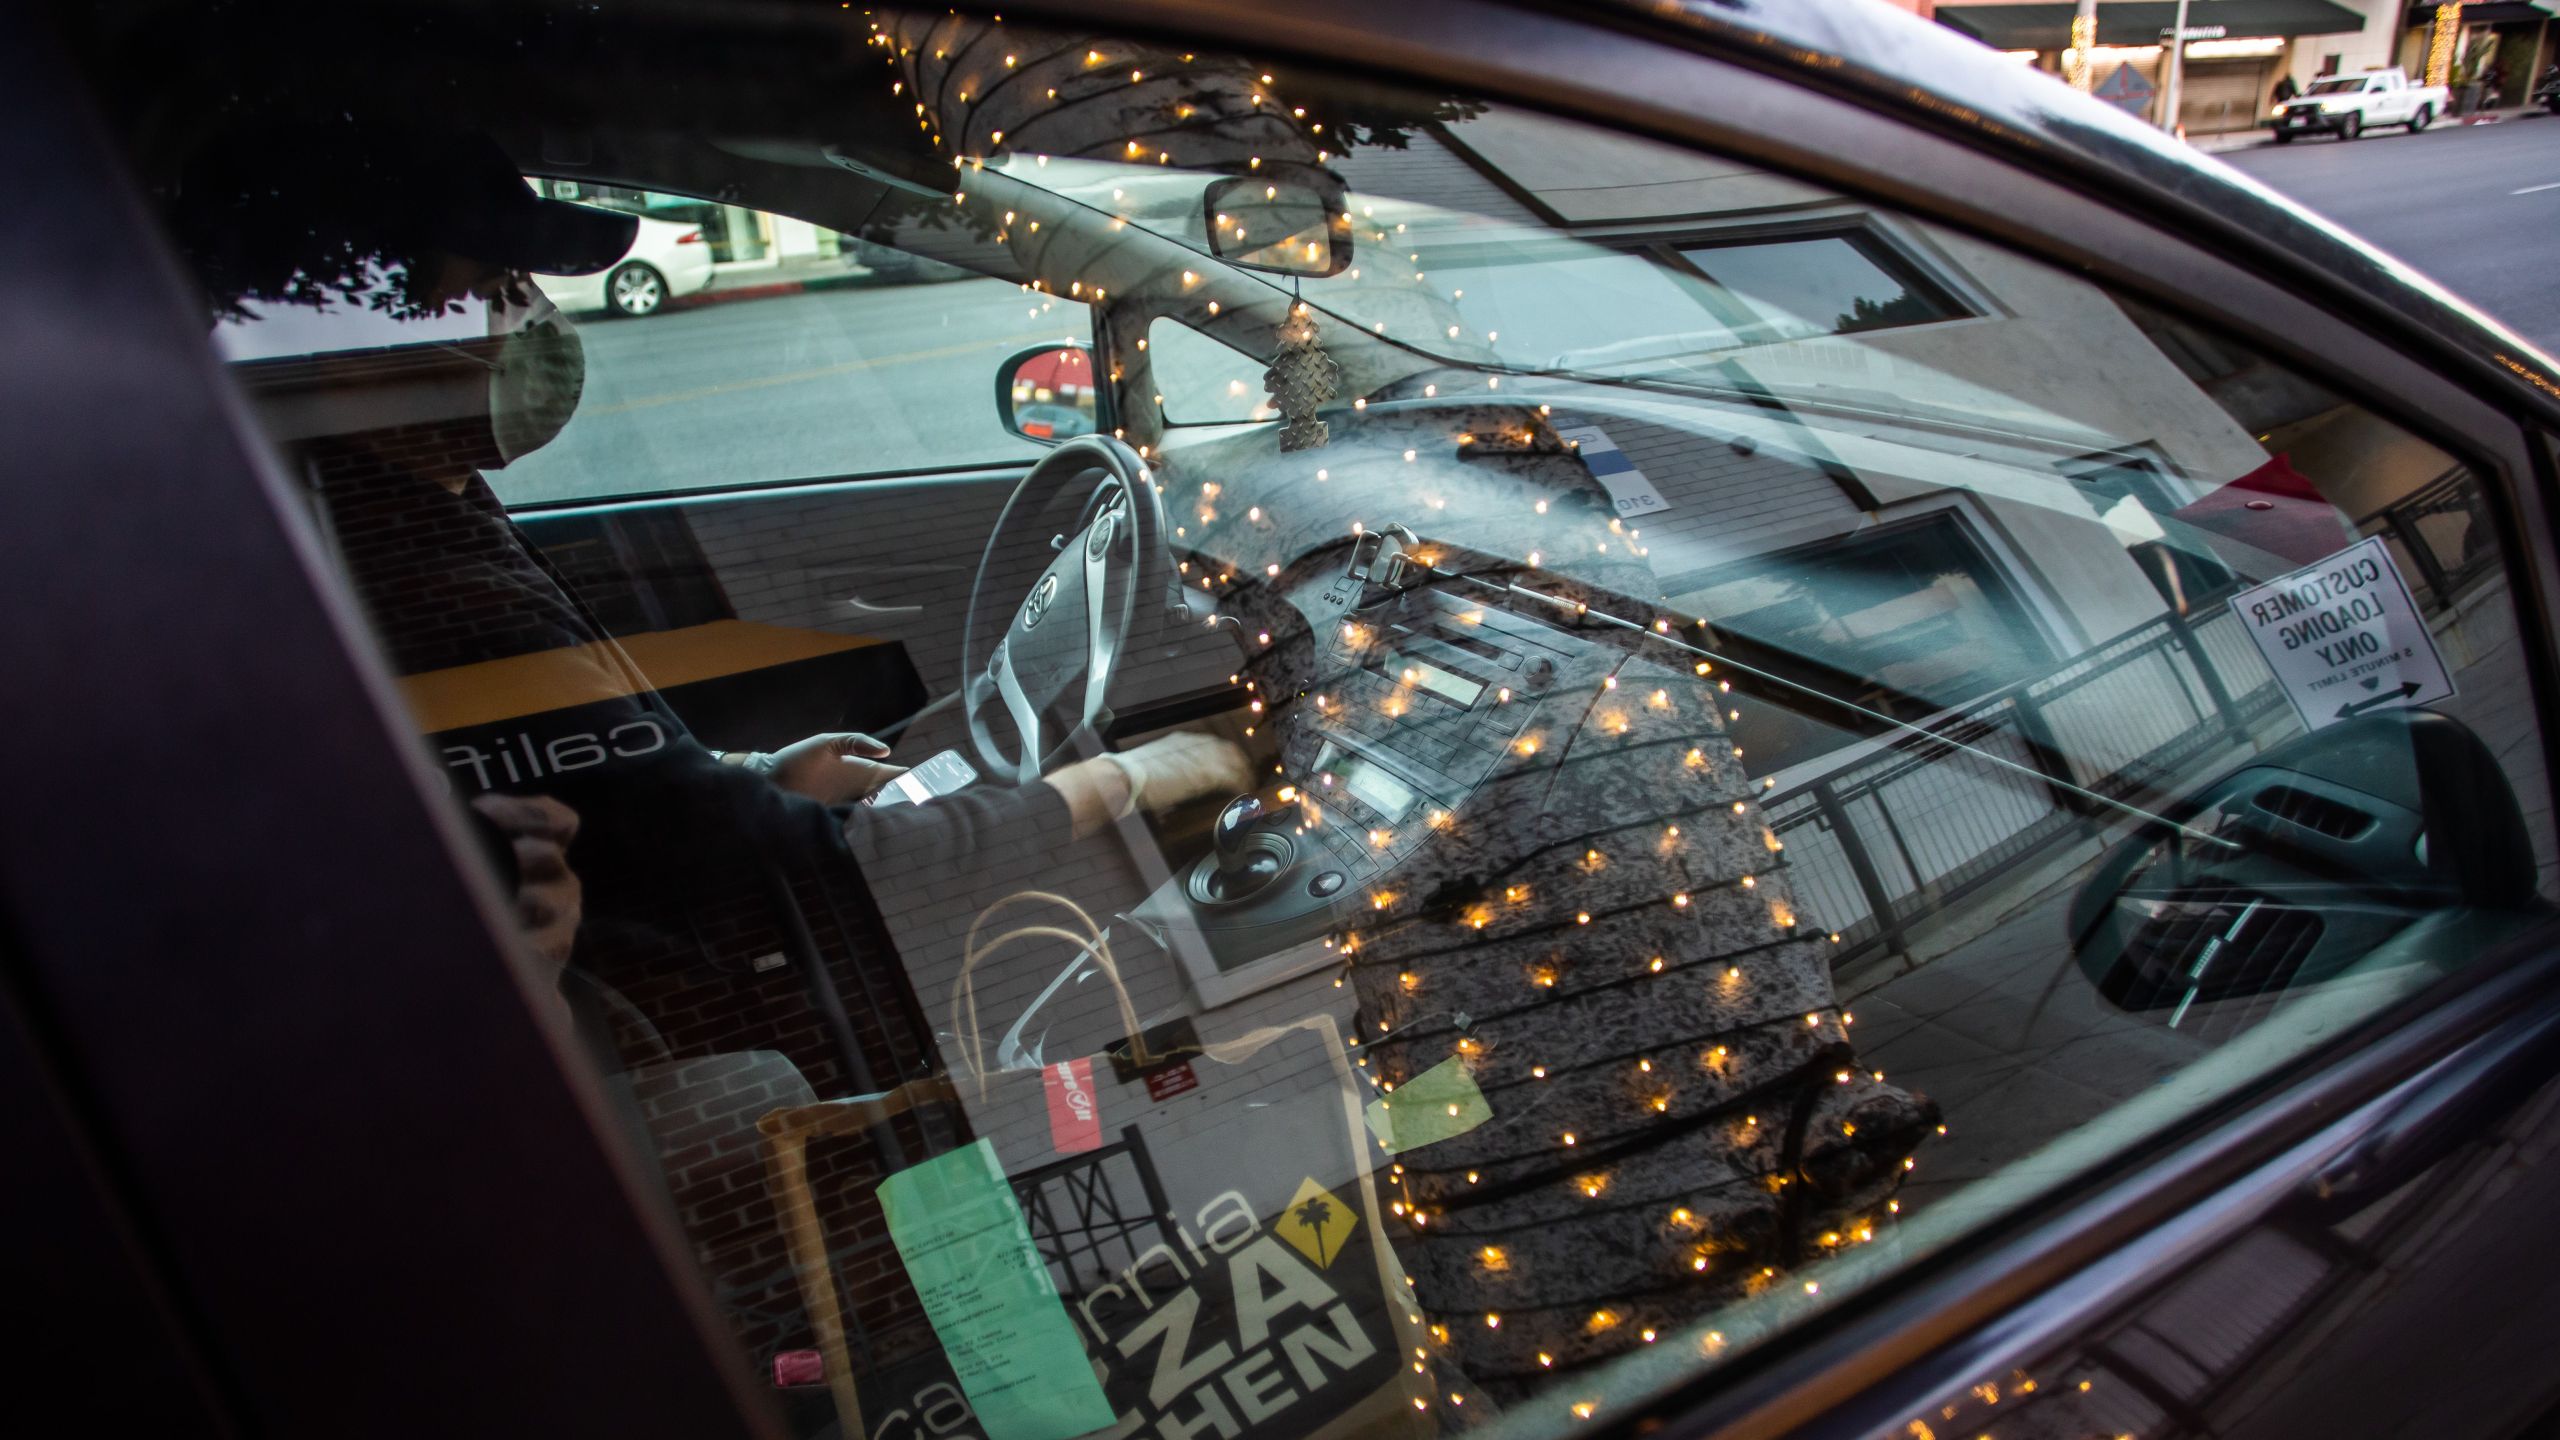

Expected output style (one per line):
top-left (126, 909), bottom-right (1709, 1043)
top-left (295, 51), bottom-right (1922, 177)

top-left (173, 119), bottom-right (1244, 1022)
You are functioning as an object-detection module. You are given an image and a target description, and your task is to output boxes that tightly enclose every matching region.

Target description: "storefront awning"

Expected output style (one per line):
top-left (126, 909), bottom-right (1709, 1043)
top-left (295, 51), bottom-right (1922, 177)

top-left (2401, 2), bottom-right (2560, 26)
top-left (1938, 0), bottom-right (2367, 51)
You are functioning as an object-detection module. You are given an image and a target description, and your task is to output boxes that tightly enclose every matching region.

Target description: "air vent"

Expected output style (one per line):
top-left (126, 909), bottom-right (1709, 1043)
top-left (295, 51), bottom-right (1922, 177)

top-left (2105, 883), bottom-right (2324, 1012)
top-left (2253, 785), bottom-right (2376, 841)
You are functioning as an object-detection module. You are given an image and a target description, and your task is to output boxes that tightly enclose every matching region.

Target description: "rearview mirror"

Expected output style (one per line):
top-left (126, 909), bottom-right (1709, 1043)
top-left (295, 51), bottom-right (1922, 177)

top-left (996, 342), bottom-right (1100, 443)
top-left (1201, 174), bottom-right (1351, 277)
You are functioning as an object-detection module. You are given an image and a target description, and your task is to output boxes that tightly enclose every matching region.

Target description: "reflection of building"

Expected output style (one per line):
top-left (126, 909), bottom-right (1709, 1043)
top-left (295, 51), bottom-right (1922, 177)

top-left (2394, 0), bottom-right (2557, 104)
top-left (1935, 0), bottom-right (2399, 134)
top-left (1308, 108), bottom-right (2504, 940)
top-left (1312, 112), bottom-right (2272, 769)
top-left (1932, 1), bottom-right (2555, 131)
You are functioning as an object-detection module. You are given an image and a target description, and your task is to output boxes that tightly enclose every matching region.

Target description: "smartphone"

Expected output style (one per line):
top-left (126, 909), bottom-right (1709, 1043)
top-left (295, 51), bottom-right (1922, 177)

top-left (868, 748), bottom-right (981, 807)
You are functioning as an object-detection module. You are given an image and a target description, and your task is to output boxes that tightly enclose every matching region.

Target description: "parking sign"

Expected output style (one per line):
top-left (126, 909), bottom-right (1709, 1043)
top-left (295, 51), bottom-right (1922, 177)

top-left (2227, 535), bottom-right (2454, 732)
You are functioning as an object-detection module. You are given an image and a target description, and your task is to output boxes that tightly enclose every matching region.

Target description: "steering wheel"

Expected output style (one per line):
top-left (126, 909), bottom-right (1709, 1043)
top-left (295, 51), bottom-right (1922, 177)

top-left (960, 435), bottom-right (1175, 786)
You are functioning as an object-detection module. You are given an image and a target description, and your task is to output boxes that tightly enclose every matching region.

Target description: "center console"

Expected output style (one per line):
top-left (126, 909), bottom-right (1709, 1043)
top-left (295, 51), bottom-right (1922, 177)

top-left (1130, 533), bottom-right (1598, 974)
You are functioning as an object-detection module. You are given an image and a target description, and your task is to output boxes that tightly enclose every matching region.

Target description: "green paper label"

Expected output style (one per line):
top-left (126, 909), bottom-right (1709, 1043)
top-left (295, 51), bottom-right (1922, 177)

top-left (1363, 1056), bottom-right (1492, 1154)
top-left (877, 1140), bottom-right (1119, 1440)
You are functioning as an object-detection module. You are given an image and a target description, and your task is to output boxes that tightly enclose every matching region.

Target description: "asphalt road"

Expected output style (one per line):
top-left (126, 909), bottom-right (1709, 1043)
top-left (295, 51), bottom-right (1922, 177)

top-left (493, 274), bottom-right (1079, 504)
top-left (2223, 113), bottom-right (2560, 352)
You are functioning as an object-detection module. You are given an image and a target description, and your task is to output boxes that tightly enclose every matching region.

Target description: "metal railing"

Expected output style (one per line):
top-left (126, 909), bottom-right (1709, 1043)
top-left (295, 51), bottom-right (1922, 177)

top-left (1769, 598), bottom-right (2284, 964)
top-left (1766, 470), bottom-right (2491, 968)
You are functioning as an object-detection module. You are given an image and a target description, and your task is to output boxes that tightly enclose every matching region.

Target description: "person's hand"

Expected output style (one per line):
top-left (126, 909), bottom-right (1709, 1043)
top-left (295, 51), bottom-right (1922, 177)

top-left (764, 731), bottom-right (907, 805)
top-left (468, 793), bottom-right (582, 980)
top-left (1107, 732), bottom-right (1253, 816)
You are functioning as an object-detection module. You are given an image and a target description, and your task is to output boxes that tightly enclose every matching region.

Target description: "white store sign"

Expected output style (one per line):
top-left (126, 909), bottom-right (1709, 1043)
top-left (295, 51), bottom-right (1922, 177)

top-left (2227, 535), bottom-right (2454, 732)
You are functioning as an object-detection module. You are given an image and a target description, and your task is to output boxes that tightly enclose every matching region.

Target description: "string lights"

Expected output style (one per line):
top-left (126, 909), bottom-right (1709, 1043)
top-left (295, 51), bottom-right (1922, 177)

top-left (870, 7), bottom-right (1938, 1401)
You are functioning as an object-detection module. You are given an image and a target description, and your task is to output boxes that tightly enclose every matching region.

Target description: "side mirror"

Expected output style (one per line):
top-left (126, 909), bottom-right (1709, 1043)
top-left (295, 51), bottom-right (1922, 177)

top-left (996, 342), bottom-right (1101, 443)
top-left (1201, 174), bottom-right (1351, 278)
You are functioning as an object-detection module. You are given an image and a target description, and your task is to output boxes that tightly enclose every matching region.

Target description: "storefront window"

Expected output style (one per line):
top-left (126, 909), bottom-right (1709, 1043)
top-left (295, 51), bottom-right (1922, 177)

top-left (1673, 515), bottom-right (2052, 775)
top-left (1676, 233), bottom-right (1959, 343)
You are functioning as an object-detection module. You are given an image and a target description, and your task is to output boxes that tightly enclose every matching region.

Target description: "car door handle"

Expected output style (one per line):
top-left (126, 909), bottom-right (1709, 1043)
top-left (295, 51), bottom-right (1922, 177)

top-left (842, 594), bottom-right (925, 616)
top-left (2301, 996), bottom-right (2560, 1217)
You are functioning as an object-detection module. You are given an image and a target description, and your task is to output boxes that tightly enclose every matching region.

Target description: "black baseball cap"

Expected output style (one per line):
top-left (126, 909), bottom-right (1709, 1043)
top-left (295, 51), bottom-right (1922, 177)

top-left (391, 128), bottom-right (639, 277)
top-left (175, 116), bottom-right (640, 305)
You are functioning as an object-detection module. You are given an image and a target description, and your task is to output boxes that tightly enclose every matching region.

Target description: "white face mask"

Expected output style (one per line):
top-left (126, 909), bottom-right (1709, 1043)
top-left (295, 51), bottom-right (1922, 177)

top-left (487, 285), bottom-right (585, 466)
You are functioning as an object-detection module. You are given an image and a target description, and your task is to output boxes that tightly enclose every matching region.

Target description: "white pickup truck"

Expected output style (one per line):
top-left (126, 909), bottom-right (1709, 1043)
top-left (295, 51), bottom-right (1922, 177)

top-left (2272, 67), bottom-right (2448, 142)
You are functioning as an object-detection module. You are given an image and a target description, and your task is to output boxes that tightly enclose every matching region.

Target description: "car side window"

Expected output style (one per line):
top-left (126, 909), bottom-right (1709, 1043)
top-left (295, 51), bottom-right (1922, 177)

top-left (1149, 317), bottom-right (1272, 424)
top-left (323, 181), bottom-right (1087, 505)
top-left (85, 5), bottom-right (2554, 1439)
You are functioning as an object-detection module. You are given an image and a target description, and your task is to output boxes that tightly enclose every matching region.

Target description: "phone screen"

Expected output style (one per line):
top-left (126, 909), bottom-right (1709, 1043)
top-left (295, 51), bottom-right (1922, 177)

top-left (869, 748), bottom-right (982, 807)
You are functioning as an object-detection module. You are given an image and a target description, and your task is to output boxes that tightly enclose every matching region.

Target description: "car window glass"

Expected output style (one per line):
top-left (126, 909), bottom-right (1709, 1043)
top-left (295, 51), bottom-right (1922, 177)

top-left (1396, 246), bottom-right (1741, 368)
top-left (499, 255), bottom-right (1076, 502)
top-left (206, 180), bottom-right (1076, 503)
top-left (1149, 317), bottom-right (1272, 424)
top-left (83, 5), bottom-right (2554, 1439)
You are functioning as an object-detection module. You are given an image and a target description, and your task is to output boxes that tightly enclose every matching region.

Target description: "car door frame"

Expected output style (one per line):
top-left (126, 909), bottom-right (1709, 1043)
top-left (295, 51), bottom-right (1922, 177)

top-left (12, 2), bottom-right (2560, 1439)
top-left (0, 10), bottom-right (788, 1438)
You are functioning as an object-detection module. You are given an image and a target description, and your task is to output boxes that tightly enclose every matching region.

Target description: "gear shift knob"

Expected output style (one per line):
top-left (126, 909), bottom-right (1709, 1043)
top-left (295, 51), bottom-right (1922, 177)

top-left (1196, 793), bottom-right (1288, 904)
top-left (1214, 794), bottom-right (1265, 858)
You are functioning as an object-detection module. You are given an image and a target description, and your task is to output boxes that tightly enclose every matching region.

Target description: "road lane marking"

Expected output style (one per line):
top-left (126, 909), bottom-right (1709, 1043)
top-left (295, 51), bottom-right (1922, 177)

top-left (576, 328), bottom-right (1072, 418)
top-left (2512, 181), bottom-right (2560, 195)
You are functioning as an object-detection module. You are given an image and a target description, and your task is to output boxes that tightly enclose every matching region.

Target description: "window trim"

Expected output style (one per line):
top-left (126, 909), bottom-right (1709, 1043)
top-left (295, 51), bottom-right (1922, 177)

top-left (2, 12), bottom-right (782, 1433)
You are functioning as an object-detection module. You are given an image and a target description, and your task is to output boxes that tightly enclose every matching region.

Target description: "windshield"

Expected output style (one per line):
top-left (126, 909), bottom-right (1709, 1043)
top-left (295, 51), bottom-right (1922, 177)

top-left (2305, 77), bottom-right (2370, 94)
top-left (1012, 137), bottom-right (1982, 395)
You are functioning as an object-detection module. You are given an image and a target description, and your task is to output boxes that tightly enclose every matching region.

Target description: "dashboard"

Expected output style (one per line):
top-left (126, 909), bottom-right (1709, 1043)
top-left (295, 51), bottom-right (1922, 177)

top-left (1131, 525), bottom-right (1693, 975)
top-left (2068, 706), bottom-right (2549, 1027)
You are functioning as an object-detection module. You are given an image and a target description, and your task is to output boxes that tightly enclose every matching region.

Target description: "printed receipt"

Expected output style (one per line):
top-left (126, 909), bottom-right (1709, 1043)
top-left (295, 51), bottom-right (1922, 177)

top-left (877, 1140), bottom-right (1118, 1440)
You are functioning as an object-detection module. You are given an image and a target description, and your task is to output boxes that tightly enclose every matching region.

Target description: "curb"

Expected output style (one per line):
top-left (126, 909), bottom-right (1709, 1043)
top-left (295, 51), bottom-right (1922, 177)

top-left (681, 269), bottom-right (874, 308)
top-left (2198, 109), bottom-right (2539, 153)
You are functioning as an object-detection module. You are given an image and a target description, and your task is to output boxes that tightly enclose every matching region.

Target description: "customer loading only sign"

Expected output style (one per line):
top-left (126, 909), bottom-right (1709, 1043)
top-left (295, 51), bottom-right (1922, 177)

top-left (2228, 535), bottom-right (2453, 732)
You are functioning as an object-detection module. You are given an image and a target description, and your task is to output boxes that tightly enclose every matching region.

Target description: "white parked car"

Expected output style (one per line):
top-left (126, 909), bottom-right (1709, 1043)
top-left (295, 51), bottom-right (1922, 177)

top-left (2273, 67), bottom-right (2448, 142)
top-left (534, 213), bottom-right (715, 317)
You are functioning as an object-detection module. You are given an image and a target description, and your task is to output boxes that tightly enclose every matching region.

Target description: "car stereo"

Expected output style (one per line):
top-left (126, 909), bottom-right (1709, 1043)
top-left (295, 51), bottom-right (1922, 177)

top-left (1277, 593), bottom-right (1566, 894)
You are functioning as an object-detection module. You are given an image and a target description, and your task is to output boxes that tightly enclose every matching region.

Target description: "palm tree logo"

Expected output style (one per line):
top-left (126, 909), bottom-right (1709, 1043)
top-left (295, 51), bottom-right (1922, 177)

top-left (1278, 1177), bottom-right (1356, 1269)
top-left (1294, 1196), bottom-right (1337, 1264)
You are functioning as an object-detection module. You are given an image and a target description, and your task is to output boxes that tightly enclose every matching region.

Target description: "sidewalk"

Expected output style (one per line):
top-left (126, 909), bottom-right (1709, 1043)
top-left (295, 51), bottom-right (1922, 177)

top-left (2192, 102), bottom-right (2551, 155)
top-left (692, 252), bottom-right (876, 306)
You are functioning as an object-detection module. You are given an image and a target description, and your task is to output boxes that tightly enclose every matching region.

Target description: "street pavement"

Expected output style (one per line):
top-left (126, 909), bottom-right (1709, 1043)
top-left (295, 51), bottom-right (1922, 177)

top-left (494, 274), bottom-right (1078, 505)
top-left (2223, 113), bottom-right (2560, 353)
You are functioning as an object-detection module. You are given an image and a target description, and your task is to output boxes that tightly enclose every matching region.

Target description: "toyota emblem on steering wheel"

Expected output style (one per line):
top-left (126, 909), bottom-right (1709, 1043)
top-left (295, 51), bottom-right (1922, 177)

top-left (1021, 574), bottom-right (1060, 630)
